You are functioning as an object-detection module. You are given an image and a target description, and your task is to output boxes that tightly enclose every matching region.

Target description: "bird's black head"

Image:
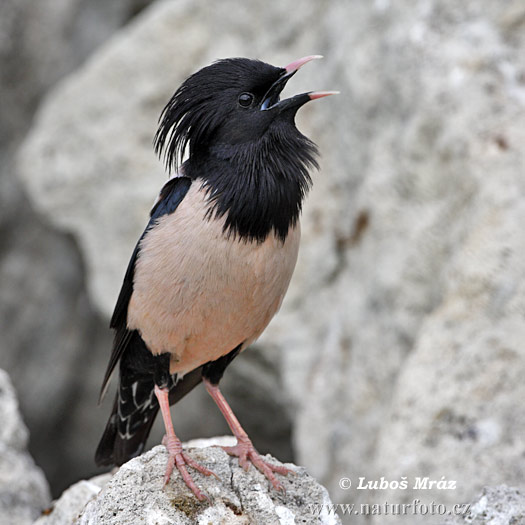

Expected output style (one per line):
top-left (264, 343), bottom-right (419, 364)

top-left (154, 56), bottom-right (336, 242)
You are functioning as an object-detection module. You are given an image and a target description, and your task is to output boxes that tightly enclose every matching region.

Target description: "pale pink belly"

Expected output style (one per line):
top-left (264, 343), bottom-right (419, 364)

top-left (127, 184), bottom-right (300, 375)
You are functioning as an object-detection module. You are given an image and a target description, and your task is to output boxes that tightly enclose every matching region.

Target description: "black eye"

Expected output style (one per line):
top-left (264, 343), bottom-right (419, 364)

top-left (238, 92), bottom-right (254, 107)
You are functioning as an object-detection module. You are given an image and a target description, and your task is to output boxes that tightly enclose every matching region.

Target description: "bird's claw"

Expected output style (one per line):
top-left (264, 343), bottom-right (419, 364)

top-left (221, 440), bottom-right (293, 491)
top-left (162, 435), bottom-right (217, 501)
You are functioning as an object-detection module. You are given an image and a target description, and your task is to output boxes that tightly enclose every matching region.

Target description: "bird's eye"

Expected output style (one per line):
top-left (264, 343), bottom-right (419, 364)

top-left (238, 92), bottom-right (254, 108)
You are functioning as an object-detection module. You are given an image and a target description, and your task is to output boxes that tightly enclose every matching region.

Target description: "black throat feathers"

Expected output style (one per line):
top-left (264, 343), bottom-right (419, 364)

top-left (185, 128), bottom-right (318, 243)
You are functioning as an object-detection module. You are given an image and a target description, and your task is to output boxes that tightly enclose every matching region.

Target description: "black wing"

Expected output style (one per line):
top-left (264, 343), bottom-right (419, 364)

top-left (99, 176), bottom-right (192, 401)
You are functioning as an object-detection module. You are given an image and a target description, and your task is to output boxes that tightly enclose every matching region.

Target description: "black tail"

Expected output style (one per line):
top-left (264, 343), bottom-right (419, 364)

top-left (95, 372), bottom-right (160, 466)
top-left (95, 332), bottom-right (206, 467)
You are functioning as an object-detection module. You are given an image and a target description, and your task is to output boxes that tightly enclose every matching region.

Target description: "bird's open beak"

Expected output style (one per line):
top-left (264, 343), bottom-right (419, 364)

top-left (260, 55), bottom-right (338, 112)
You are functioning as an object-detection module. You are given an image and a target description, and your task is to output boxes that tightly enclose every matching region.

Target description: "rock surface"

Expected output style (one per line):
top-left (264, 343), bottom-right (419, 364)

top-left (444, 485), bottom-right (525, 524)
top-left (0, 369), bottom-right (50, 525)
top-left (333, 2), bottom-right (525, 521)
top-left (36, 442), bottom-right (340, 525)
top-left (33, 474), bottom-right (111, 525)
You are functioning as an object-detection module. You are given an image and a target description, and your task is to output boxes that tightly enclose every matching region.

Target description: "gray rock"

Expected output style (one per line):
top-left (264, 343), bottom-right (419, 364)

top-left (443, 485), bottom-right (525, 524)
top-left (36, 443), bottom-right (340, 525)
top-left (333, 2), bottom-right (525, 521)
top-left (0, 369), bottom-right (50, 525)
top-left (0, 0), bottom-right (153, 146)
top-left (0, 368), bottom-right (28, 452)
top-left (33, 474), bottom-right (111, 525)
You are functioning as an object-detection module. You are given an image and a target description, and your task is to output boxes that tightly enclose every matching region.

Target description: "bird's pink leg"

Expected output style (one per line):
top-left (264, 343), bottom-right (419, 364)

top-left (203, 378), bottom-right (293, 491)
top-left (154, 385), bottom-right (216, 500)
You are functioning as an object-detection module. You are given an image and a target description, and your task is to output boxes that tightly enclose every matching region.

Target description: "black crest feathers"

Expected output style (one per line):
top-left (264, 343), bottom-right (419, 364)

top-left (154, 58), bottom-right (281, 173)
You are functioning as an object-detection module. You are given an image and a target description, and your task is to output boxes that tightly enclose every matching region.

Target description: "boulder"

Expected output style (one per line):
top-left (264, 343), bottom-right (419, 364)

top-left (444, 485), bottom-right (525, 524)
top-left (33, 474), bottom-right (111, 525)
top-left (36, 441), bottom-right (340, 525)
top-left (0, 369), bottom-right (50, 525)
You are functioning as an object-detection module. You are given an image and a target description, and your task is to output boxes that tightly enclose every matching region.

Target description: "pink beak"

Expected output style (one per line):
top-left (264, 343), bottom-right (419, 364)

top-left (285, 55), bottom-right (323, 74)
top-left (260, 55), bottom-right (338, 111)
top-left (308, 91), bottom-right (340, 100)
top-left (283, 56), bottom-right (339, 101)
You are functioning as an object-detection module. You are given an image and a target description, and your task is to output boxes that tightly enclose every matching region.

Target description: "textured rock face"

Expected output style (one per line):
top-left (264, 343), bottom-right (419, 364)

top-left (330, 3), bottom-right (525, 521)
top-left (11, 0), bottom-right (525, 522)
top-left (36, 443), bottom-right (340, 525)
top-left (444, 485), bottom-right (525, 524)
top-left (33, 474), bottom-right (111, 525)
top-left (0, 369), bottom-right (50, 525)
top-left (0, 0), bottom-right (152, 146)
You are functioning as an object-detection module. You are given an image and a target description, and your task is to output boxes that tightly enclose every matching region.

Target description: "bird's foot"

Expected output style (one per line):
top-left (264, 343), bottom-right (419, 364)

top-left (221, 438), bottom-right (293, 491)
top-left (162, 434), bottom-right (218, 501)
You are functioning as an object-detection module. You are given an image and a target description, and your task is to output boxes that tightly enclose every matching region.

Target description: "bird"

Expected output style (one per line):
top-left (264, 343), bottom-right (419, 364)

top-left (95, 54), bottom-right (336, 501)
